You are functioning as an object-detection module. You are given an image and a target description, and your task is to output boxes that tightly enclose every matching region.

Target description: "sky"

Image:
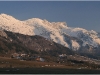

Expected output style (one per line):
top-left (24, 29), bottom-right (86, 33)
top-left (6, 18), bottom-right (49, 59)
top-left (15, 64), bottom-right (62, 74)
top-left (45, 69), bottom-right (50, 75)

top-left (0, 1), bottom-right (100, 32)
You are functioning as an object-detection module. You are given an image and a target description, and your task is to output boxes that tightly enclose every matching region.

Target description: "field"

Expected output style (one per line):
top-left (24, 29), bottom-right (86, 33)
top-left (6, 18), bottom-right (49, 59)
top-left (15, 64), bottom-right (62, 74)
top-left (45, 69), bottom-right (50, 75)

top-left (0, 56), bottom-right (67, 68)
top-left (0, 56), bottom-right (100, 74)
top-left (0, 68), bottom-right (100, 74)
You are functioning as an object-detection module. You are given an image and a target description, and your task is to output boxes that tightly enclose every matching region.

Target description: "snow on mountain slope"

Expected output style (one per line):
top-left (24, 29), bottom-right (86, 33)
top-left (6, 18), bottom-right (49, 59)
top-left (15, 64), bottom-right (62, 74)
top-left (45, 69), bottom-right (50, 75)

top-left (0, 14), bottom-right (34, 35)
top-left (25, 18), bottom-right (69, 47)
top-left (71, 40), bottom-right (80, 51)
top-left (0, 13), bottom-right (100, 51)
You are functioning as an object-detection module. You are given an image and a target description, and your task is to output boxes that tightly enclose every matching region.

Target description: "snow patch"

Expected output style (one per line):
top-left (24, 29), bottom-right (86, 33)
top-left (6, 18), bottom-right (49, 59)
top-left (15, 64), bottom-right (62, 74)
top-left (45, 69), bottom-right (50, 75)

top-left (71, 40), bottom-right (80, 51)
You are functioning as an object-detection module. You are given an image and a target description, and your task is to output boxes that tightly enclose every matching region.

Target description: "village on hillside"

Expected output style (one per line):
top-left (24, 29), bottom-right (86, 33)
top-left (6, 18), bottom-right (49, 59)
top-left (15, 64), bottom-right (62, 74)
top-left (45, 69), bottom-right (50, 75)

top-left (11, 53), bottom-right (45, 62)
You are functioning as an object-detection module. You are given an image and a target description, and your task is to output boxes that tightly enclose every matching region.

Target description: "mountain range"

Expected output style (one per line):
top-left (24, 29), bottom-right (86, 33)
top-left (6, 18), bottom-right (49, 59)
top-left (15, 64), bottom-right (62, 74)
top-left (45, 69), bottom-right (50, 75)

top-left (0, 13), bottom-right (100, 57)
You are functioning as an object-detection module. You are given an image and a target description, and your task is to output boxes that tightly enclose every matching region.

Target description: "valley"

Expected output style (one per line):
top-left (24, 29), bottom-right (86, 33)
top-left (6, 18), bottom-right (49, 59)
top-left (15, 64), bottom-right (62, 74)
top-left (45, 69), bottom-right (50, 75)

top-left (0, 56), bottom-right (100, 74)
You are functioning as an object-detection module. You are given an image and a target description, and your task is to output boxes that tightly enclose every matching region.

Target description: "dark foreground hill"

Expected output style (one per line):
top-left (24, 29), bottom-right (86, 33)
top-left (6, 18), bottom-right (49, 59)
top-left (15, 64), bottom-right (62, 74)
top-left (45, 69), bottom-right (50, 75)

top-left (0, 30), bottom-right (74, 56)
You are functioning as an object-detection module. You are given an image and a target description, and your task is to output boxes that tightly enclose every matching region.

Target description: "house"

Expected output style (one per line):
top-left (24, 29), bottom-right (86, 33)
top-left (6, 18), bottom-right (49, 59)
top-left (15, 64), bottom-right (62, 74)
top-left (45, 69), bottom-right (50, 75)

top-left (36, 57), bottom-right (45, 62)
top-left (20, 53), bottom-right (27, 57)
top-left (59, 54), bottom-right (67, 57)
top-left (40, 58), bottom-right (45, 62)
top-left (11, 53), bottom-right (20, 58)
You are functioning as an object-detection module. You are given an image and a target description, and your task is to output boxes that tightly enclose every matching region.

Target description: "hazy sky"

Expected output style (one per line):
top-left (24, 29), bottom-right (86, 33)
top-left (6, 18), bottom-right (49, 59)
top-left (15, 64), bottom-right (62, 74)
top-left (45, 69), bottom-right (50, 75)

top-left (0, 1), bottom-right (100, 32)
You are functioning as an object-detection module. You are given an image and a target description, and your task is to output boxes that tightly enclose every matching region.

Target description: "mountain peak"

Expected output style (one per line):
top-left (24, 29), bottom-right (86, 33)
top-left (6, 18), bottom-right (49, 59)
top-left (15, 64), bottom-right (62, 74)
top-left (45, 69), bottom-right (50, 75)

top-left (0, 13), bottom-right (17, 22)
top-left (0, 13), bottom-right (13, 18)
top-left (0, 13), bottom-right (8, 16)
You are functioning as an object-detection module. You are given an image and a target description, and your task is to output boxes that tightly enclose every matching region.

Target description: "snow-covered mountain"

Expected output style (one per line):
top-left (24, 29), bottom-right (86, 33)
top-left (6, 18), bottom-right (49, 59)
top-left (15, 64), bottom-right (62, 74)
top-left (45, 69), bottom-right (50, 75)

top-left (0, 13), bottom-right (100, 52)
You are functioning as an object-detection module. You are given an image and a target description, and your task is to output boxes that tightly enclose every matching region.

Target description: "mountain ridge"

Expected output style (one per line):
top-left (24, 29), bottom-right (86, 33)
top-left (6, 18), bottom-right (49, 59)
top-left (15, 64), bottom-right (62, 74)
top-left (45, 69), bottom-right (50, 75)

top-left (0, 13), bottom-right (100, 53)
